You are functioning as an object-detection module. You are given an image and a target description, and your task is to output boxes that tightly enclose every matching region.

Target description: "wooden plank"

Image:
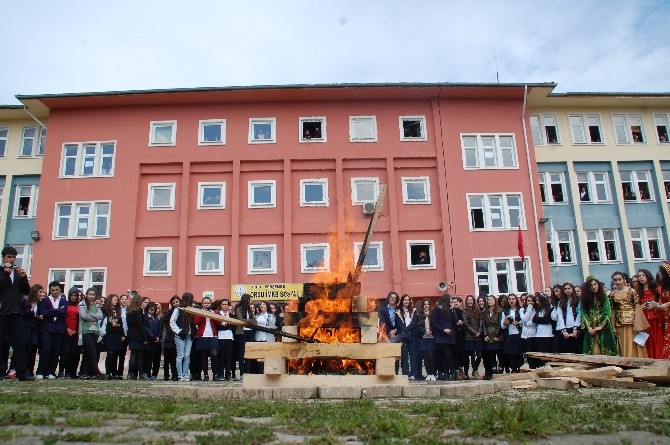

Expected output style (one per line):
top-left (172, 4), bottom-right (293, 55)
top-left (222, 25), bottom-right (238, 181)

top-left (375, 358), bottom-right (396, 377)
top-left (621, 366), bottom-right (670, 383)
top-left (244, 342), bottom-right (401, 360)
top-left (526, 352), bottom-right (670, 369)
top-left (281, 326), bottom-right (298, 343)
top-left (535, 366), bottom-right (624, 380)
top-left (283, 312), bottom-right (379, 328)
top-left (242, 374), bottom-right (408, 388)
top-left (360, 326), bottom-right (378, 344)
top-left (263, 357), bottom-right (286, 376)
top-left (580, 376), bottom-right (656, 389)
top-left (536, 377), bottom-right (580, 390)
top-left (492, 372), bottom-right (539, 381)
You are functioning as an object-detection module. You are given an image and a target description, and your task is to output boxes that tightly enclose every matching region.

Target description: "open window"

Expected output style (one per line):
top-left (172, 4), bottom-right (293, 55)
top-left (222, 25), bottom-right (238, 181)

top-left (399, 116), bottom-right (426, 141)
top-left (300, 118), bottom-right (326, 142)
top-left (407, 240), bottom-right (436, 269)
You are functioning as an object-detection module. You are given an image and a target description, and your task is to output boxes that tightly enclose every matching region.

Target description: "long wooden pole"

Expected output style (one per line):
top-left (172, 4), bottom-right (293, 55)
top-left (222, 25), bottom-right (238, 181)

top-left (353, 184), bottom-right (387, 283)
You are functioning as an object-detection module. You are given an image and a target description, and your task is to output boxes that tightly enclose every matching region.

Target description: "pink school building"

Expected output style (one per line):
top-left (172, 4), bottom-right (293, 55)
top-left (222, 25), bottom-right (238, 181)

top-left (21, 83), bottom-right (552, 303)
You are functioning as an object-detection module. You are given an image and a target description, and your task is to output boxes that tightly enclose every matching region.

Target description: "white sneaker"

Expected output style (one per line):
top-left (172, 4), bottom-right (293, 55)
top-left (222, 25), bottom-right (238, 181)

top-left (47, 374), bottom-right (57, 380)
top-left (408, 376), bottom-right (416, 381)
top-left (426, 374), bottom-right (437, 381)
top-left (35, 375), bottom-right (44, 380)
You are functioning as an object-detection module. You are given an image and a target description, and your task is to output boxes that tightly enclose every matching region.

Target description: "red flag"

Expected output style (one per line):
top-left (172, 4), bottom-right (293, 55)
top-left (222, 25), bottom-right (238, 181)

top-left (517, 225), bottom-right (525, 261)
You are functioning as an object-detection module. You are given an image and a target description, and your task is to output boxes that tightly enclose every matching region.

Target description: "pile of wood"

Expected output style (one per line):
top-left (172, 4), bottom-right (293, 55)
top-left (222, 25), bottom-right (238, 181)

top-left (493, 353), bottom-right (670, 390)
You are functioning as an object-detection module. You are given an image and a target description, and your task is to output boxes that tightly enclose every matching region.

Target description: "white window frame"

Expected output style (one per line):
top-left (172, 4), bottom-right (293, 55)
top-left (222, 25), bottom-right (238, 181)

top-left (529, 113), bottom-right (560, 145)
top-left (248, 118), bottom-right (276, 144)
top-left (53, 201), bottom-right (111, 239)
top-left (620, 170), bottom-right (654, 203)
top-left (611, 113), bottom-right (646, 144)
top-left (0, 126), bottom-right (9, 158)
top-left (144, 247), bottom-right (173, 276)
top-left (149, 120), bottom-right (177, 146)
top-left (406, 240), bottom-right (436, 270)
top-left (198, 119), bottom-right (226, 146)
top-left (300, 243), bottom-right (330, 273)
top-left (351, 177), bottom-right (380, 205)
top-left (630, 228), bottom-right (664, 262)
top-left (474, 257), bottom-right (531, 296)
top-left (399, 115), bottom-right (427, 141)
top-left (19, 126), bottom-right (46, 157)
top-left (300, 178), bottom-right (328, 207)
top-left (467, 193), bottom-right (526, 231)
top-left (60, 141), bottom-right (116, 178)
top-left (195, 246), bottom-right (224, 275)
top-left (585, 229), bottom-right (621, 263)
top-left (248, 244), bottom-right (277, 274)
top-left (547, 230), bottom-right (576, 265)
top-left (197, 182), bottom-right (226, 209)
top-left (0, 185), bottom-right (4, 220)
top-left (353, 241), bottom-right (384, 271)
top-left (349, 116), bottom-right (378, 142)
top-left (662, 170), bottom-right (670, 202)
top-left (460, 134), bottom-right (518, 169)
top-left (48, 268), bottom-right (107, 297)
top-left (653, 113), bottom-right (670, 144)
top-left (538, 172), bottom-right (568, 205)
top-left (13, 244), bottom-right (33, 277)
top-left (401, 176), bottom-right (431, 204)
top-left (248, 180), bottom-right (277, 208)
top-left (299, 117), bottom-right (327, 143)
top-left (147, 183), bottom-right (176, 210)
top-left (568, 113), bottom-right (604, 144)
top-left (14, 185), bottom-right (39, 218)
top-left (576, 171), bottom-right (610, 203)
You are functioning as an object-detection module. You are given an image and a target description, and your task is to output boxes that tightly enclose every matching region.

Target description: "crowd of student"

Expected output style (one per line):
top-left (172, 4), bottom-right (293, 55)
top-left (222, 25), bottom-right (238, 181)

top-left (379, 261), bottom-right (670, 381)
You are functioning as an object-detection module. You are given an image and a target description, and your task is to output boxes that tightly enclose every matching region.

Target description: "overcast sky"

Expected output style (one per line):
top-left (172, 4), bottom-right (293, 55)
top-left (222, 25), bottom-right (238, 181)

top-left (2, 0), bottom-right (669, 105)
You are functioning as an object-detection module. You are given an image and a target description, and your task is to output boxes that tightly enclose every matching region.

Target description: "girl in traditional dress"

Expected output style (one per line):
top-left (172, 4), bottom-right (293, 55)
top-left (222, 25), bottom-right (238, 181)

top-left (580, 277), bottom-right (617, 356)
top-left (609, 271), bottom-right (647, 357)
top-left (656, 262), bottom-right (670, 359)
top-left (636, 269), bottom-right (663, 358)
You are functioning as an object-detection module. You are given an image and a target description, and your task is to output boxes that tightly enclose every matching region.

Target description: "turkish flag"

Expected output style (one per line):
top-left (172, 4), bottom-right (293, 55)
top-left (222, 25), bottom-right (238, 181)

top-left (517, 225), bottom-right (525, 261)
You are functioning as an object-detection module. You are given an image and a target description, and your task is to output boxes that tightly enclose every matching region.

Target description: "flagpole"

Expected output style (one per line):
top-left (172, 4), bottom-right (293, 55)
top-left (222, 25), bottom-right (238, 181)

top-left (549, 216), bottom-right (559, 286)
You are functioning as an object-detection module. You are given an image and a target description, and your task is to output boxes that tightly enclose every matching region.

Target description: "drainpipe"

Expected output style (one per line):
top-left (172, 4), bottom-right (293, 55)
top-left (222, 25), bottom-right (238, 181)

top-left (23, 106), bottom-right (47, 129)
top-left (521, 85), bottom-right (546, 289)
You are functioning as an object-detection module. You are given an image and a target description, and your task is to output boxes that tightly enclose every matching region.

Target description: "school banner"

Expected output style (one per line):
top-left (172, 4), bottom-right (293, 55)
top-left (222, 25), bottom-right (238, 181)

top-left (231, 283), bottom-right (303, 301)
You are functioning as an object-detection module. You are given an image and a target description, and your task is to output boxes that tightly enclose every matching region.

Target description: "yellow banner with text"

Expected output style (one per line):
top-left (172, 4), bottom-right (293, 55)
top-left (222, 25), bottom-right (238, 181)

top-left (231, 283), bottom-right (303, 301)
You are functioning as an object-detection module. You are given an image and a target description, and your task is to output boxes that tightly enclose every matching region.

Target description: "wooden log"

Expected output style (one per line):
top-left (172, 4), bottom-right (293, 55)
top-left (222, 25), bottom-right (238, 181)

top-left (244, 342), bottom-right (401, 360)
top-left (282, 326), bottom-right (298, 343)
top-left (535, 366), bottom-right (624, 380)
top-left (360, 326), bottom-right (378, 344)
top-left (580, 376), bottom-right (656, 389)
top-left (526, 352), bottom-right (670, 369)
top-left (263, 357), bottom-right (286, 376)
top-left (536, 377), bottom-right (580, 390)
top-left (620, 366), bottom-right (670, 383)
top-left (375, 357), bottom-right (396, 377)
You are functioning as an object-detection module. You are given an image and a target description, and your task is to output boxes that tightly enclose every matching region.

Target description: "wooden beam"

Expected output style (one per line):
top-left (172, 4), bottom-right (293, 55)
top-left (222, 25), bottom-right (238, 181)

top-left (244, 342), bottom-right (401, 359)
top-left (580, 377), bottom-right (656, 389)
top-left (535, 366), bottom-right (624, 380)
top-left (283, 312), bottom-right (379, 328)
top-left (242, 374), bottom-right (408, 388)
top-left (621, 366), bottom-right (670, 383)
top-left (526, 352), bottom-right (670, 369)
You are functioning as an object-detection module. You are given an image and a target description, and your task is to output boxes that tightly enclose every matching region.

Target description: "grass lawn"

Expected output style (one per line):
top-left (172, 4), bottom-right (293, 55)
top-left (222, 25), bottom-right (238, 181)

top-left (0, 381), bottom-right (669, 444)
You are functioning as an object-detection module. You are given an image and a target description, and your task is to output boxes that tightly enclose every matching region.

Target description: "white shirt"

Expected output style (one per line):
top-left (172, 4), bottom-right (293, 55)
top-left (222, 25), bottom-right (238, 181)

top-left (254, 312), bottom-right (276, 342)
top-left (556, 300), bottom-right (582, 331)
top-left (520, 307), bottom-right (537, 339)
top-left (217, 310), bottom-right (234, 340)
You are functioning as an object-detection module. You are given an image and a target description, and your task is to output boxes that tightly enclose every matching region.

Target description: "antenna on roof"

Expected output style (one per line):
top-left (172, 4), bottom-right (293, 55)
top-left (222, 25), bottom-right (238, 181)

top-left (494, 49), bottom-right (500, 83)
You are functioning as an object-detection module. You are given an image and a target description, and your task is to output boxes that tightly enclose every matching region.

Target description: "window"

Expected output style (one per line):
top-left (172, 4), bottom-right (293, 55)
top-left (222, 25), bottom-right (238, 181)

top-left (631, 228), bottom-right (664, 261)
top-left (407, 240), bottom-right (436, 270)
top-left (14, 185), bottom-right (38, 218)
top-left (351, 177), bottom-right (379, 205)
top-left (460, 134), bottom-right (517, 169)
top-left (0, 186), bottom-right (3, 219)
top-left (663, 170), bottom-right (670, 201)
top-left (529, 114), bottom-right (560, 145)
top-left (585, 229), bottom-right (620, 263)
top-left (61, 142), bottom-right (115, 178)
top-left (54, 201), bottom-right (110, 239)
top-left (149, 121), bottom-right (177, 146)
top-left (144, 247), bottom-right (172, 276)
top-left (19, 126), bottom-right (46, 157)
top-left (49, 268), bottom-right (106, 297)
top-left (620, 171), bottom-right (653, 202)
top-left (248, 180), bottom-right (276, 208)
top-left (577, 171), bottom-right (610, 203)
top-left (353, 241), bottom-right (383, 271)
top-left (300, 243), bottom-right (330, 273)
top-left (147, 183), bottom-right (176, 210)
top-left (546, 230), bottom-right (556, 264)
top-left (349, 116), bottom-right (377, 142)
top-left (401, 176), bottom-right (430, 204)
top-left (198, 182), bottom-right (225, 209)
top-left (248, 244), bottom-right (277, 274)
top-left (399, 116), bottom-right (427, 141)
top-left (199, 120), bottom-right (226, 145)
top-left (475, 258), bottom-right (529, 295)
top-left (300, 179), bottom-right (328, 207)
top-left (249, 118), bottom-right (276, 143)
top-left (13, 244), bottom-right (33, 277)
top-left (538, 172), bottom-right (567, 204)
top-left (547, 228), bottom-right (575, 265)
top-left (196, 246), bottom-right (224, 275)
top-left (568, 114), bottom-right (603, 144)
top-left (612, 113), bottom-right (645, 144)
top-left (0, 127), bottom-right (8, 157)
top-left (299, 117), bottom-right (326, 142)
top-left (653, 113), bottom-right (670, 143)
top-left (467, 193), bottom-right (524, 230)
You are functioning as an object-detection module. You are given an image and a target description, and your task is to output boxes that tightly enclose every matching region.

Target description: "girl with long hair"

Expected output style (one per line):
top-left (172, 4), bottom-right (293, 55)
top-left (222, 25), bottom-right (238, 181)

top-left (143, 302), bottom-right (161, 380)
top-left (520, 294), bottom-right (538, 368)
top-left (160, 295), bottom-right (180, 381)
top-left (216, 298), bottom-right (235, 380)
top-left (431, 294), bottom-right (456, 380)
top-left (396, 294), bottom-right (419, 379)
top-left (610, 271), bottom-right (648, 357)
top-left (462, 294), bottom-right (483, 379)
top-left (481, 295), bottom-right (502, 380)
top-left (102, 294), bottom-right (124, 379)
top-left (500, 294), bottom-right (522, 373)
top-left (20, 284), bottom-right (44, 376)
top-left (234, 293), bottom-right (256, 378)
top-left (127, 294), bottom-right (148, 379)
top-left (170, 292), bottom-right (195, 381)
top-left (556, 282), bottom-right (582, 354)
top-left (194, 297), bottom-right (221, 380)
top-left (532, 293), bottom-right (555, 365)
top-left (417, 298), bottom-right (436, 381)
top-left (636, 269), bottom-right (663, 358)
top-left (78, 288), bottom-right (104, 379)
top-left (580, 277), bottom-right (617, 356)
top-left (657, 263), bottom-right (670, 358)
top-left (60, 289), bottom-right (81, 378)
